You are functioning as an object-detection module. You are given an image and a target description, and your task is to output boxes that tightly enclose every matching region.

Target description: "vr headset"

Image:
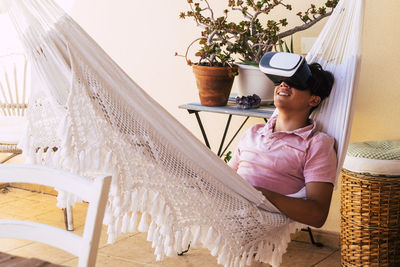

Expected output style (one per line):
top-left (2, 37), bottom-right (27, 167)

top-left (259, 52), bottom-right (311, 90)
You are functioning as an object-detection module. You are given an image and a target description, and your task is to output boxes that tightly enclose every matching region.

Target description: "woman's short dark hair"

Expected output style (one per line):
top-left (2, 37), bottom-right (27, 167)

top-left (307, 63), bottom-right (334, 101)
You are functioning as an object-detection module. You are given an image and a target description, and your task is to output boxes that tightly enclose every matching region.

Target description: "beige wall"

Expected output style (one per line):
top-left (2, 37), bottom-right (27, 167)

top-left (70, 0), bottom-right (400, 233)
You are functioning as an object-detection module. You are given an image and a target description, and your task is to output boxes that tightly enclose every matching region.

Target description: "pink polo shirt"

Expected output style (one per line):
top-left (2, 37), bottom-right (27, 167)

top-left (228, 114), bottom-right (337, 195)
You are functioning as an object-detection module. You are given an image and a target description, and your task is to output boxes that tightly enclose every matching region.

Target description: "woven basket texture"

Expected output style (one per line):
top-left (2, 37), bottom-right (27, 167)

top-left (341, 169), bottom-right (400, 266)
top-left (0, 144), bottom-right (22, 153)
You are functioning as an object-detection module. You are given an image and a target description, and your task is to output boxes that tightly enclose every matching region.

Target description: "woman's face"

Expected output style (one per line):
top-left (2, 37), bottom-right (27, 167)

top-left (274, 82), bottom-right (320, 113)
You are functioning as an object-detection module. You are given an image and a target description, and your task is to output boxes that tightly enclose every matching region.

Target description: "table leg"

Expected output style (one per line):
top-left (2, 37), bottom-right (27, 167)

top-left (187, 110), bottom-right (258, 158)
top-left (219, 116), bottom-right (249, 157)
top-left (186, 110), bottom-right (268, 159)
top-left (301, 227), bottom-right (324, 247)
top-left (217, 115), bottom-right (232, 157)
top-left (192, 111), bottom-right (210, 149)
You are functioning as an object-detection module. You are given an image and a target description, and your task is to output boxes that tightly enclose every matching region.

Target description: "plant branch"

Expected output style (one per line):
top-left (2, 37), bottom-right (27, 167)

top-left (182, 37), bottom-right (203, 65)
top-left (277, 11), bottom-right (332, 39)
top-left (207, 30), bottom-right (218, 46)
top-left (204, 0), bottom-right (215, 22)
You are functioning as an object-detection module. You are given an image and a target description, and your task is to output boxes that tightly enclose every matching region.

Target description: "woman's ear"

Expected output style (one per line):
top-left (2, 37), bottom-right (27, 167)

top-left (309, 95), bottom-right (321, 107)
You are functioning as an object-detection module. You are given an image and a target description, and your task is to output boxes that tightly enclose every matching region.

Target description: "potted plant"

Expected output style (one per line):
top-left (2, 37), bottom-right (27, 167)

top-left (227, 0), bottom-right (338, 103)
top-left (176, 0), bottom-right (239, 106)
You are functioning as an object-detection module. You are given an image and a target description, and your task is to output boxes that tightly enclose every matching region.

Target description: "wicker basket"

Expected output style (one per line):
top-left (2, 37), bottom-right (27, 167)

top-left (341, 169), bottom-right (400, 266)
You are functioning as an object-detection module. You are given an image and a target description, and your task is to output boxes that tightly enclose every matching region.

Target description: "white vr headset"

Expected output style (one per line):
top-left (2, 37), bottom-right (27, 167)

top-left (259, 52), bottom-right (311, 90)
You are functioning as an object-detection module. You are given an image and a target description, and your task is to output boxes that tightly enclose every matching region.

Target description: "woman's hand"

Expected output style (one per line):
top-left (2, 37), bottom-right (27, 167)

top-left (255, 181), bottom-right (333, 228)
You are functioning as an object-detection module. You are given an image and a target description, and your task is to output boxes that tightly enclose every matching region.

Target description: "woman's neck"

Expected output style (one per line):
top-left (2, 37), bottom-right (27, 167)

top-left (274, 111), bottom-right (310, 132)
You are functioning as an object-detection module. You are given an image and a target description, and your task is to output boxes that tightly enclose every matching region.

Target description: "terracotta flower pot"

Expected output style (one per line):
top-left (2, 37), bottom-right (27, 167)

top-left (192, 64), bottom-right (238, 106)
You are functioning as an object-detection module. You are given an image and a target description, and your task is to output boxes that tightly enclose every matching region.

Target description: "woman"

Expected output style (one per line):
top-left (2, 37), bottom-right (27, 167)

top-left (229, 63), bottom-right (336, 228)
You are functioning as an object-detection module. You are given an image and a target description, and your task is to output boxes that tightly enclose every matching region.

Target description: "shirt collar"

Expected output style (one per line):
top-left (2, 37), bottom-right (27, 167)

top-left (258, 114), bottom-right (316, 140)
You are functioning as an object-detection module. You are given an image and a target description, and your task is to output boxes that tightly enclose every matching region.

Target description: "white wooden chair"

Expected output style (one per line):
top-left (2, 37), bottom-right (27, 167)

top-left (0, 53), bottom-right (76, 232)
top-left (0, 164), bottom-right (111, 267)
top-left (0, 53), bottom-right (29, 163)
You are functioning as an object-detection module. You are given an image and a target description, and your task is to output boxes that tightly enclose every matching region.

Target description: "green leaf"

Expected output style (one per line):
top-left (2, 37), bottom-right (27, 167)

top-left (224, 151), bottom-right (232, 163)
top-left (284, 42), bottom-right (290, 53)
top-left (290, 35), bottom-right (293, 53)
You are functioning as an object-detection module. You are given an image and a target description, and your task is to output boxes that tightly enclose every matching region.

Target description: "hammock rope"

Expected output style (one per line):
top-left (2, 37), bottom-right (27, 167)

top-left (3, 0), bottom-right (364, 266)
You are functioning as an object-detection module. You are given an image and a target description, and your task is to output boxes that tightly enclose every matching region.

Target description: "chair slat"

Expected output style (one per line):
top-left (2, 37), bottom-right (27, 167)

top-left (13, 63), bottom-right (20, 116)
top-left (4, 71), bottom-right (15, 116)
top-left (22, 59), bottom-right (28, 116)
top-left (0, 53), bottom-right (29, 117)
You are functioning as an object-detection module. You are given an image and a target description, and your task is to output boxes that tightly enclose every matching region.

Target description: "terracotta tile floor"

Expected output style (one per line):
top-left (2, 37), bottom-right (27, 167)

top-left (0, 187), bottom-right (340, 267)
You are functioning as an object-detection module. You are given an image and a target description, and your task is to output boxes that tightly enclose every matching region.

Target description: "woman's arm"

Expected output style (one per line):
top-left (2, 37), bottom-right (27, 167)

top-left (255, 181), bottom-right (333, 228)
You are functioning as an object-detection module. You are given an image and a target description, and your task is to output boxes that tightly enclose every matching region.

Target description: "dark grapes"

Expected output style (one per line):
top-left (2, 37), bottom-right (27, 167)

top-left (235, 94), bottom-right (261, 109)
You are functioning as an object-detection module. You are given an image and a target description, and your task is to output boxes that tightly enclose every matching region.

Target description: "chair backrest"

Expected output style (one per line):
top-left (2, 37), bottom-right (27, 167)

top-left (0, 53), bottom-right (29, 116)
top-left (0, 164), bottom-right (111, 267)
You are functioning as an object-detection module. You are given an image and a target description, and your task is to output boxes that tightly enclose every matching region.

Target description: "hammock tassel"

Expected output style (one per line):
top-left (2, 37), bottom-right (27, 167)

top-left (155, 254), bottom-right (163, 262)
top-left (147, 220), bottom-right (157, 241)
top-left (239, 251), bottom-right (247, 267)
top-left (246, 245), bottom-right (255, 266)
top-left (204, 226), bottom-right (215, 249)
top-left (52, 150), bottom-right (61, 167)
top-left (224, 252), bottom-right (232, 267)
top-left (102, 209), bottom-right (112, 225)
top-left (255, 240), bottom-right (264, 261)
top-left (233, 256), bottom-right (240, 267)
top-left (44, 147), bottom-right (52, 164)
top-left (138, 212), bottom-right (149, 232)
top-left (166, 245), bottom-right (174, 257)
top-left (128, 211), bottom-right (138, 232)
top-left (261, 242), bottom-right (273, 263)
top-left (112, 202), bottom-right (122, 217)
top-left (107, 224), bottom-right (116, 244)
top-left (210, 233), bottom-right (222, 256)
top-left (120, 213), bottom-right (129, 233)
top-left (217, 243), bottom-right (228, 265)
top-left (191, 225), bottom-right (201, 248)
top-left (107, 232), bottom-right (115, 244)
top-left (151, 226), bottom-right (160, 248)
top-left (164, 232), bottom-right (173, 247)
top-left (163, 236), bottom-right (172, 254)
top-left (109, 182), bottom-right (118, 203)
top-left (182, 227), bottom-right (191, 251)
top-left (154, 245), bottom-right (164, 261)
top-left (114, 215), bottom-right (122, 237)
top-left (174, 230), bottom-right (183, 254)
top-left (272, 250), bottom-right (281, 267)
top-left (36, 147), bottom-right (43, 163)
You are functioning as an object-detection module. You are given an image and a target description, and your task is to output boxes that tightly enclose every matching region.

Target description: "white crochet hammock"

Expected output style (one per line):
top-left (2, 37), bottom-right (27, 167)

top-left (3, 0), bottom-right (364, 266)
